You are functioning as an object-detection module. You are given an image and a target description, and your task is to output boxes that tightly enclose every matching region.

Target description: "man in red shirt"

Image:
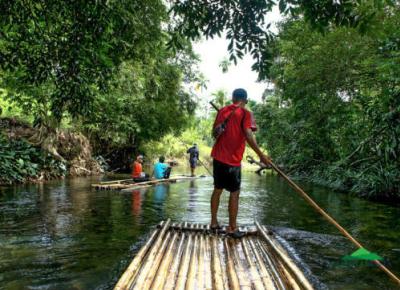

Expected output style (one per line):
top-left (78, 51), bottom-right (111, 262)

top-left (210, 88), bottom-right (271, 238)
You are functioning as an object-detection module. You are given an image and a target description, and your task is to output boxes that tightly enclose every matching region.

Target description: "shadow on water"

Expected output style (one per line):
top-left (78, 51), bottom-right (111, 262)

top-left (0, 168), bottom-right (399, 289)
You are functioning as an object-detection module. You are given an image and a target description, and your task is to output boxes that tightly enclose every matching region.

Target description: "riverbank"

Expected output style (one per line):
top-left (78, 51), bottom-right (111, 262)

top-left (0, 117), bottom-right (102, 185)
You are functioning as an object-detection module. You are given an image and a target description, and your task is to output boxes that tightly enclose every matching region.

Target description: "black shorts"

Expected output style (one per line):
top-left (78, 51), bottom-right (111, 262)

top-left (213, 159), bottom-right (241, 192)
top-left (190, 159), bottom-right (197, 168)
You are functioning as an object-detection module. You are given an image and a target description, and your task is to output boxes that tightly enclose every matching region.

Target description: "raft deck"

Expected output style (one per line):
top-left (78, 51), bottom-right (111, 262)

top-left (91, 176), bottom-right (201, 191)
top-left (115, 220), bottom-right (314, 290)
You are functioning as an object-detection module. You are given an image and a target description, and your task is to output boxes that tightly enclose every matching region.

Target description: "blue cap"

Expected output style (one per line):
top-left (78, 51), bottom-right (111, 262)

top-left (232, 88), bottom-right (248, 101)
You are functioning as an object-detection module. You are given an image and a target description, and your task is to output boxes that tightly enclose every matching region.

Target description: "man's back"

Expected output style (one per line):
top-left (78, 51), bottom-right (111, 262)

top-left (154, 162), bottom-right (167, 179)
top-left (132, 161), bottom-right (142, 178)
top-left (211, 104), bottom-right (256, 166)
top-left (187, 147), bottom-right (199, 160)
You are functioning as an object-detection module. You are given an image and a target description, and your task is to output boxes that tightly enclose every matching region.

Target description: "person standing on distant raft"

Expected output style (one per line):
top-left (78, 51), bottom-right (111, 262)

top-left (131, 155), bottom-right (149, 182)
top-left (153, 156), bottom-right (172, 179)
top-left (186, 143), bottom-right (199, 177)
top-left (210, 88), bottom-right (271, 238)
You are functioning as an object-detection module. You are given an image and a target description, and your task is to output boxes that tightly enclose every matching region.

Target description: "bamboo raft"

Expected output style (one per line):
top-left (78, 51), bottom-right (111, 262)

top-left (115, 220), bottom-right (314, 290)
top-left (91, 175), bottom-right (201, 191)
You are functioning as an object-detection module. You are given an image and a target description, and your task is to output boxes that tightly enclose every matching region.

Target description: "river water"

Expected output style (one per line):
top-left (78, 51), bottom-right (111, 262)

top-left (0, 168), bottom-right (399, 289)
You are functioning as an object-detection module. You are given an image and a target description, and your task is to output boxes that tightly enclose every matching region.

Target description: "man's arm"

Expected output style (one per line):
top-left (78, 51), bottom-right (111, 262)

top-left (245, 128), bottom-right (271, 165)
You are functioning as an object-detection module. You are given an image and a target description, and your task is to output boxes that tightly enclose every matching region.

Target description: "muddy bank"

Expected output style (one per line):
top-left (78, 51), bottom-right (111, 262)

top-left (0, 117), bottom-right (102, 185)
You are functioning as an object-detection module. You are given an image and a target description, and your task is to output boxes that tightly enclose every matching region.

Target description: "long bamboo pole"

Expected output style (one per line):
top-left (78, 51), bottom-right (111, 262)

top-left (276, 259), bottom-right (301, 290)
top-left (150, 232), bottom-right (179, 289)
top-left (203, 235), bottom-right (213, 290)
top-left (256, 222), bottom-right (314, 290)
top-left (114, 220), bottom-right (168, 290)
top-left (185, 230), bottom-right (199, 289)
top-left (175, 236), bottom-right (193, 290)
top-left (224, 238), bottom-right (240, 290)
top-left (197, 233), bottom-right (205, 289)
top-left (241, 237), bottom-right (267, 290)
top-left (266, 161), bottom-right (400, 285)
top-left (229, 239), bottom-right (252, 290)
top-left (249, 238), bottom-right (285, 290)
top-left (163, 232), bottom-right (186, 290)
top-left (175, 229), bottom-right (194, 290)
top-left (136, 231), bottom-right (172, 289)
top-left (128, 220), bottom-right (171, 288)
top-left (211, 236), bottom-right (225, 290)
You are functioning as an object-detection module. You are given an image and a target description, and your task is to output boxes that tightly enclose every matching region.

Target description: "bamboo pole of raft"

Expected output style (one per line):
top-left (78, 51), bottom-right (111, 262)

top-left (185, 226), bottom-right (199, 289)
top-left (240, 238), bottom-right (268, 290)
top-left (223, 238), bottom-right (240, 290)
top-left (276, 259), bottom-right (302, 290)
top-left (127, 220), bottom-right (171, 288)
top-left (256, 227), bottom-right (306, 290)
top-left (203, 235), bottom-right (212, 290)
top-left (163, 232), bottom-right (186, 290)
top-left (211, 236), bottom-right (225, 290)
top-left (197, 231), bottom-right (205, 289)
top-left (248, 238), bottom-right (284, 290)
top-left (99, 178), bottom-right (133, 184)
top-left (136, 231), bottom-right (172, 289)
top-left (175, 231), bottom-right (194, 290)
top-left (256, 222), bottom-right (314, 290)
top-left (150, 231), bottom-right (179, 289)
top-left (229, 239), bottom-right (252, 290)
top-left (268, 162), bottom-right (400, 286)
top-left (114, 221), bottom-right (167, 290)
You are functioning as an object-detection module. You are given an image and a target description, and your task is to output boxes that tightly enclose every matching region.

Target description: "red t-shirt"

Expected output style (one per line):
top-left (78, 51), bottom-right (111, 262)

top-left (132, 161), bottom-right (142, 178)
top-left (211, 104), bottom-right (257, 166)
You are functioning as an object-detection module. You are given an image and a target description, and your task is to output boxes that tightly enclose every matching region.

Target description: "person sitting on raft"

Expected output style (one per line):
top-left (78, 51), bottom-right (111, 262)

top-left (153, 156), bottom-right (172, 180)
top-left (131, 155), bottom-right (149, 182)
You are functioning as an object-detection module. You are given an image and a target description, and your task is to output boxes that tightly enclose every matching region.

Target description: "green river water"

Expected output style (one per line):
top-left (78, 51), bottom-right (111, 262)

top-left (0, 168), bottom-right (399, 289)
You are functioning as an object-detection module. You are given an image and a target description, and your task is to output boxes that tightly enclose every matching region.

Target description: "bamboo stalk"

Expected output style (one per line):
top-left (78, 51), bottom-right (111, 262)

top-left (211, 236), bottom-right (225, 290)
top-left (224, 238), bottom-right (240, 290)
top-left (248, 238), bottom-right (282, 290)
top-left (175, 233), bottom-right (193, 290)
top-left (127, 220), bottom-right (171, 288)
top-left (241, 237), bottom-right (267, 290)
top-left (276, 259), bottom-right (301, 290)
top-left (114, 220), bottom-right (169, 290)
top-left (136, 231), bottom-right (172, 289)
top-left (163, 232), bottom-right (186, 290)
top-left (197, 232), bottom-right (205, 289)
top-left (150, 231), bottom-right (179, 289)
top-left (256, 222), bottom-right (313, 290)
top-left (185, 232), bottom-right (199, 289)
top-left (99, 178), bottom-right (133, 185)
top-left (203, 235), bottom-right (213, 290)
top-left (229, 239), bottom-right (252, 290)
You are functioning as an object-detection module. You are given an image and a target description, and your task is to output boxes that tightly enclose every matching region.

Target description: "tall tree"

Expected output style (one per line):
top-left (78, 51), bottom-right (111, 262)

top-left (0, 0), bottom-right (167, 120)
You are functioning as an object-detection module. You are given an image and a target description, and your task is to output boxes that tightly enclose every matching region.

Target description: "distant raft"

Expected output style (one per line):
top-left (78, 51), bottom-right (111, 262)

top-left (115, 220), bottom-right (315, 290)
top-left (91, 175), bottom-right (203, 191)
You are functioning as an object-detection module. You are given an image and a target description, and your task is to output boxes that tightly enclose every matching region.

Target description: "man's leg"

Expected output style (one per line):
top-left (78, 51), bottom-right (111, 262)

top-left (228, 190), bottom-right (240, 232)
top-left (164, 167), bottom-right (171, 179)
top-left (190, 166), bottom-right (195, 177)
top-left (211, 188), bottom-right (223, 227)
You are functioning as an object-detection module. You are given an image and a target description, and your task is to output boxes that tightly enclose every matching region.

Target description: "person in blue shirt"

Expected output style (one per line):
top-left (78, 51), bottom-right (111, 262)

top-left (153, 156), bottom-right (172, 179)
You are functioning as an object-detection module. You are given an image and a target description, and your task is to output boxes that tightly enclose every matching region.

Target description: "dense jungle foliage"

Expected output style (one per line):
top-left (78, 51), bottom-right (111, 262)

top-left (0, 0), bottom-right (198, 178)
top-left (0, 133), bottom-right (66, 184)
top-left (254, 10), bottom-right (400, 199)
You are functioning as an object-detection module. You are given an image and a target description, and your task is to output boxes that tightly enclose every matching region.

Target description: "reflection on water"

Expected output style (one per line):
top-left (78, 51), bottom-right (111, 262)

top-left (0, 170), bottom-right (399, 289)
